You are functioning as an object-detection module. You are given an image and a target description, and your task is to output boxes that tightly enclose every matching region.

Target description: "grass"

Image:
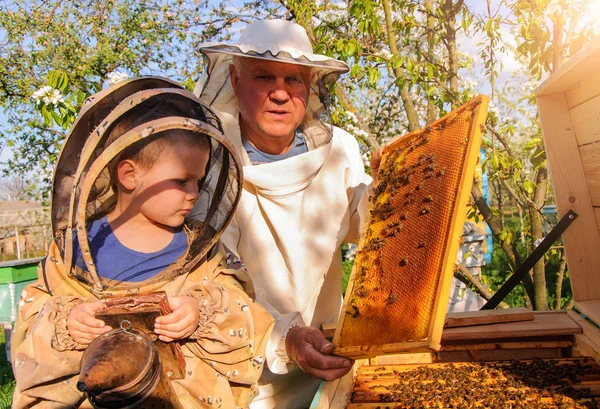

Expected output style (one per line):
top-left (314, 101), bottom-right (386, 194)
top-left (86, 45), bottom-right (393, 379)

top-left (0, 328), bottom-right (15, 409)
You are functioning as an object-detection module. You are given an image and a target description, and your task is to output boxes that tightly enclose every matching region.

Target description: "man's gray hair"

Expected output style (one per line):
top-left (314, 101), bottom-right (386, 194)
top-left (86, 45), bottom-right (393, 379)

top-left (231, 55), bottom-right (314, 78)
top-left (231, 55), bottom-right (244, 76)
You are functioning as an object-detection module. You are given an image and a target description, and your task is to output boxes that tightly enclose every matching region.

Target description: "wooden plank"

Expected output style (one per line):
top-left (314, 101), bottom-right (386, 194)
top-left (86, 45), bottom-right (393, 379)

top-left (313, 359), bottom-right (366, 409)
top-left (440, 340), bottom-right (572, 351)
top-left (568, 309), bottom-right (600, 363)
top-left (321, 322), bottom-right (337, 339)
top-left (566, 73), bottom-right (600, 109)
top-left (536, 36), bottom-right (600, 97)
top-left (333, 341), bottom-right (431, 360)
top-left (427, 97), bottom-right (489, 351)
top-left (437, 347), bottom-right (564, 362)
top-left (576, 300), bottom-right (600, 326)
top-left (357, 357), bottom-right (594, 374)
top-left (570, 94), bottom-right (600, 145)
top-left (595, 208), bottom-right (600, 230)
top-left (444, 307), bottom-right (534, 328)
top-left (537, 92), bottom-right (600, 301)
top-left (441, 311), bottom-right (581, 342)
top-left (578, 140), bottom-right (600, 205)
top-left (372, 352), bottom-right (433, 366)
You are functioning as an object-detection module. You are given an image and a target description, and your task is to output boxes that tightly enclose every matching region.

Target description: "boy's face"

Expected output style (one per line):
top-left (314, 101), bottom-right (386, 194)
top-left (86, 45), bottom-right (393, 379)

top-left (134, 144), bottom-right (209, 228)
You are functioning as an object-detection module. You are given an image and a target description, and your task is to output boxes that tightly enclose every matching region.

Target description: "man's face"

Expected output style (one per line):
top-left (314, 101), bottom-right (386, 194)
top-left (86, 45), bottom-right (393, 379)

top-left (230, 58), bottom-right (311, 145)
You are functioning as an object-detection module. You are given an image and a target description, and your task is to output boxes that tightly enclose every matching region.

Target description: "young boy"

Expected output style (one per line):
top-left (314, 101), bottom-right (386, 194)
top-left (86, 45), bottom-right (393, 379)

top-left (11, 77), bottom-right (274, 409)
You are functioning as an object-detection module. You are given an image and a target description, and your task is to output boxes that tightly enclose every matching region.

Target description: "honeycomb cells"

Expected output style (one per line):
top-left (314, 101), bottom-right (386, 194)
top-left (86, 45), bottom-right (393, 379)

top-left (337, 98), bottom-right (486, 349)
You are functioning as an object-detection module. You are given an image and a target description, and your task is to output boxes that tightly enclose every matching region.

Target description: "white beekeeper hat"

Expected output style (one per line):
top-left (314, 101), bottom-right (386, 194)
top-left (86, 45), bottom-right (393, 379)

top-left (195, 19), bottom-right (348, 109)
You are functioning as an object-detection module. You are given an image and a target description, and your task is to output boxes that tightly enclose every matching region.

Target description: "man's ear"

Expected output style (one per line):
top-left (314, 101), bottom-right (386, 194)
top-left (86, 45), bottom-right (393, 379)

top-left (116, 159), bottom-right (138, 191)
top-left (229, 64), bottom-right (239, 94)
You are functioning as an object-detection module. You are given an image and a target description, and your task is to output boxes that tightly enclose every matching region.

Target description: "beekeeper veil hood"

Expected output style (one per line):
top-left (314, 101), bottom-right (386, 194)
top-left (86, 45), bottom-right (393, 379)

top-left (194, 19), bottom-right (349, 159)
top-left (51, 77), bottom-right (242, 293)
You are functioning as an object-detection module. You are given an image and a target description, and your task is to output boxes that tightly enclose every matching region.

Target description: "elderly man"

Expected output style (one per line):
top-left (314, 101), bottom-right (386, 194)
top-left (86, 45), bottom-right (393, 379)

top-left (195, 19), bottom-right (373, 408)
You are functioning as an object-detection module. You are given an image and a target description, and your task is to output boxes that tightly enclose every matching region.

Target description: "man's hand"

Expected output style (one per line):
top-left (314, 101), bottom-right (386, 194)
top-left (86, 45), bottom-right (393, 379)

top-left (370, 147), bottom-right (384, 182)
top-left (67, 300), bottom-right (112, 345)
top-left (154, 295), bottom-right (199, 342)
top-left (285, 325), bottom-right (354, 381)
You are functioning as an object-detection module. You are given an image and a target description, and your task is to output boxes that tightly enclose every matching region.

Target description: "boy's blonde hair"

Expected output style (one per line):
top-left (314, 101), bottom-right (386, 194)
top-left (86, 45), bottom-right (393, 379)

top-left (104, 100), bottom-right (211, 187)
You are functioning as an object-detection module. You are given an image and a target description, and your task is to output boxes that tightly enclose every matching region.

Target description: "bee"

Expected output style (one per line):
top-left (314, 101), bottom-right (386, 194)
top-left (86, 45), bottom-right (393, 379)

top-left (399, 257), bottom-right (408, 267)
top-left (417, 136), bottom-right (430, 146)
top-left (424, 164), bottom-right (436, 173)
top-left (356, 285), bottom-right (367, 298)
top-left (387, 293), bottom-right (398, 305)
top-left (436, 167), bottom-right (446, 177)
top-left (420, 206), bottom-right (431, 215)
top-left (367, 237), bottom-right (385, 251)
top-left (400, 212), bottom-right (408, 221)
top-left (423, 195), bottom-right (433, 203)
top-left (349, 305), bottom-right (360, 318)
top-left (415, 182), bottom-right (423, 191)
top-left (417, 241), bottom-right (426, 249)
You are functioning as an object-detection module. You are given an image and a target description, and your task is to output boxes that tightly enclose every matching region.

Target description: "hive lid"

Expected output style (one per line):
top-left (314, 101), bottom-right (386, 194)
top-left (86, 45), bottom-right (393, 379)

top-left (333, 95), bottom-right (490, 359)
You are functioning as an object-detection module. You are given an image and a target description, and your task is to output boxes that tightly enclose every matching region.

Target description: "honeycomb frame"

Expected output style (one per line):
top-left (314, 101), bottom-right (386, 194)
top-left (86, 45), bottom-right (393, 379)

top-left (333, 95), bottom-right (490, 359)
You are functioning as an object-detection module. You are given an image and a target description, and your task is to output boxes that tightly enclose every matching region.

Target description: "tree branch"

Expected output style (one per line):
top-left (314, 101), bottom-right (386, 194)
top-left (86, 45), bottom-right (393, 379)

top-left (381, 0), bottom-right (420, 131)
top-left (454, 263), bottom-right (510, 309)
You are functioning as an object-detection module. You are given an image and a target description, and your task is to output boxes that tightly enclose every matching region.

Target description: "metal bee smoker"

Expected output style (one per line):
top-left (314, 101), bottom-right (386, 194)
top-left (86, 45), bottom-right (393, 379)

top-left (77, 320), bottom-right (183, 409)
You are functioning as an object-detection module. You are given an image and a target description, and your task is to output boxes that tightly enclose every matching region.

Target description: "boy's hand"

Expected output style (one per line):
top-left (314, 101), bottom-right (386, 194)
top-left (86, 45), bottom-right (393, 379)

top-left (154, 296), bottom-right (199, 342)
top-left (67, 300), bottom-right (112, 345)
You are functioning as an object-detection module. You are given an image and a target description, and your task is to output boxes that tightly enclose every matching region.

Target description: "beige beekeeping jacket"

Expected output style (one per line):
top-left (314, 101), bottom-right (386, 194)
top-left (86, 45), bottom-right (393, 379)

top-left (208, 102), bottom-right (372, 409)
top-left (11, 78), bottom-right (275, 409)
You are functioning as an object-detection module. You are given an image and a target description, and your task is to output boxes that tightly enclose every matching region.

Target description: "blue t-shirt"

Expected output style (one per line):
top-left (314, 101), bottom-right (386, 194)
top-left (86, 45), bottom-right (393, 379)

top-left (242, 130), bottom-right (308, 165)
top-left (72, 216), bottom-right (188, 282)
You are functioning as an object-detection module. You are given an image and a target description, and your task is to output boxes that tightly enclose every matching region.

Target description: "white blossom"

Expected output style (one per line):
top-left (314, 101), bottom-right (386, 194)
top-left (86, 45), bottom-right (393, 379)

top-left (106, 71), bottom-right (130, 85)
top-left (31, 86), bottom-right (64, 106)
top-left (378, 49), bottom-right (393, 60)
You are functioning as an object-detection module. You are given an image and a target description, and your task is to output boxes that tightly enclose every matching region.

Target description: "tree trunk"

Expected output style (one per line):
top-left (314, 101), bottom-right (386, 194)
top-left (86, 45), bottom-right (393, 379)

top-left (381, 0), bottom-right (420, 131)
top-left (554, 250), bottom-right (567, 310)
top-left (443, 0), bottom-right (460, 109)
top-left (455, 264), bottom-right (510, 309)
top-left (529, 167), bottom-right (549, 310)
top-left (471, 183), bottom-right (535, 303)
top-left (563, 296), bottom-right (574, 310)
top-left (425, 0), bottom-right (437, 124)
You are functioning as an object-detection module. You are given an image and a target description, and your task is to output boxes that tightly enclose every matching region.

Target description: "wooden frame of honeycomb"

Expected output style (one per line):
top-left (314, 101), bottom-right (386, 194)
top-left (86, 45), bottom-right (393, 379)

top-left (333, 95), bottom-right (490, 359)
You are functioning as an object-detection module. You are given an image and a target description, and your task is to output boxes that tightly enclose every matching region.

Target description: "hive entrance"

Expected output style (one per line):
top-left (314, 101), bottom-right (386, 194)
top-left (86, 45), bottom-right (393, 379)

top-left (334, 96), bottom-right (490, 358)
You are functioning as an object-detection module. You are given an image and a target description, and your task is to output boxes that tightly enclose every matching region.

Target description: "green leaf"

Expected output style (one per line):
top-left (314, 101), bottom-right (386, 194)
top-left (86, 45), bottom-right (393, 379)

top-left (513, 168), bottom-right (522, 184)
top-left (76, 90), bottom-right (86, 105)
top-left (41, 105), bottom-right (53, 127)
top-left (47, 70), bottom-right (70, 93)
top-left (345, 41), bottom-right (357, 56)
top-left (523, 179), bottom-right (534, 194)
top-left (51, 110), bottom-right (63, 127)
top-left (391, 54), bottom-right (403, 69)
top-left (491, 153), bottom-right (499, 169)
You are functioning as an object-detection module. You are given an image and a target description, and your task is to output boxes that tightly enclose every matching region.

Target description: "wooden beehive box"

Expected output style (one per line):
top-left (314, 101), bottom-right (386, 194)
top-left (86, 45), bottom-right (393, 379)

top-left (536, 36), bottom-right (600, 325)
top-left (312, 37), bottom-right (600, 409)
